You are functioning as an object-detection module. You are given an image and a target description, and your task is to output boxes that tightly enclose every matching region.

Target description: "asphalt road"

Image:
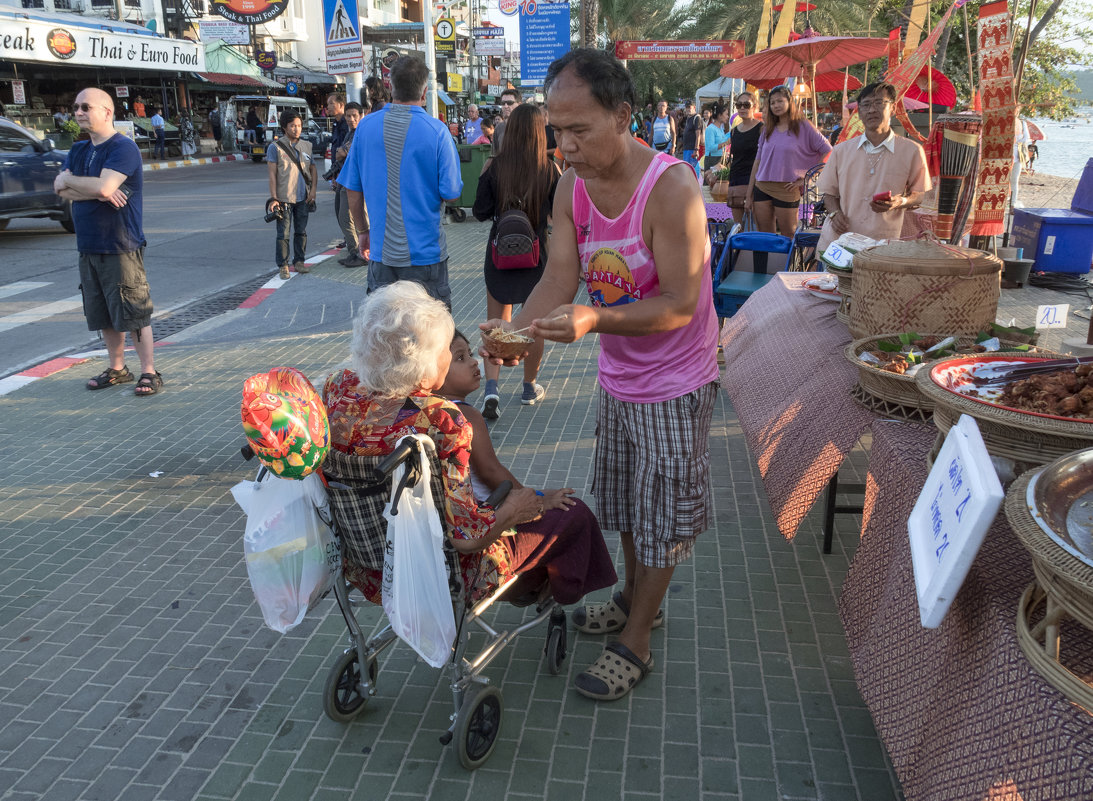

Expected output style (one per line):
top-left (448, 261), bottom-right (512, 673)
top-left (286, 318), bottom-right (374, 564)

top-left (0, 161), bottom-right (343, 378)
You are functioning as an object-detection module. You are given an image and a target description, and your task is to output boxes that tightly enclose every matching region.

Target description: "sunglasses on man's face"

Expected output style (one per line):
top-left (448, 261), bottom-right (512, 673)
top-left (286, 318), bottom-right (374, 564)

top-left (735, 102), bottom-right (753, 108)
top-left (72, 103), bottom-right (106, 113)
top-left (501, 100), bottom-right (516, 106)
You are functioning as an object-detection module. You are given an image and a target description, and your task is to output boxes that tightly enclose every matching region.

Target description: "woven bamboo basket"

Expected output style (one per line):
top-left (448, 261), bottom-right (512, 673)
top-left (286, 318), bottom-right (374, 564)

top-left (847, 335), bottom-right (1060, 419)
top-left (1004, 469), bottom-right (1093, 709)
top-left (916, 355), bottom-right (1093, 473)
top-left (849, 239), bottom-right (1001, 339)
top-left (836, 295), bottom-right (852, 326)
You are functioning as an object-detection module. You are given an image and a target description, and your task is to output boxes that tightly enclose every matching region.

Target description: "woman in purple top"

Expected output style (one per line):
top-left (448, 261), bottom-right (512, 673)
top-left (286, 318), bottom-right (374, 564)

top-left (745, 85), bottom-right (832, 236)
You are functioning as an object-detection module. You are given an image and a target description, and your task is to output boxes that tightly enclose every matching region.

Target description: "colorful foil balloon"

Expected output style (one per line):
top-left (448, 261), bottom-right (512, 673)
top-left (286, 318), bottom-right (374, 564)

top-left (241, 367), bottom-right (330, 479)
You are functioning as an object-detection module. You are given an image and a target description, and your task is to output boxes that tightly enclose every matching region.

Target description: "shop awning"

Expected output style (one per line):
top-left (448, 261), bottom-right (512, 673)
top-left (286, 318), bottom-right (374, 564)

top-left (191, 71), bottom-right (282, 90)
top-left (272, 67), bottom-right (342, 86)
top-left (1, 9), bottom-right (159, 36)
top-left (438, 90), bottom-right (455, 106)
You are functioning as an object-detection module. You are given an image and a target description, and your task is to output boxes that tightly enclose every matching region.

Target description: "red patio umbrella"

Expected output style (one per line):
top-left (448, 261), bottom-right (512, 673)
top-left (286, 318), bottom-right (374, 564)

top-left (719, 36), bottom-right (890, 83)
top-left (904, 65), bottom-right (957, 107)
top-left (751, 72), bottom-right (862, 93)
top-left (1023, 119), bottom-right (1046, 141)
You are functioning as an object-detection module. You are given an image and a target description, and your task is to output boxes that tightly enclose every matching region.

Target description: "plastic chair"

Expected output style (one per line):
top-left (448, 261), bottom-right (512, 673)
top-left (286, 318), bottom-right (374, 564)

top-left (712, 231), bottom-right (793, 318)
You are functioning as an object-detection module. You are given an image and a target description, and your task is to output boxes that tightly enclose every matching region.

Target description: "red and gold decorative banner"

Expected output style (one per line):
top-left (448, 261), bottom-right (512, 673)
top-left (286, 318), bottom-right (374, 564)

top-left (613, 40), bottom-right (746, 61)
top-left (887, 28), bottom-right (901, 72)
top-left (837, 0), bottom-right (968, 146)
top-left (969, 0), bottom-right (1016, 236)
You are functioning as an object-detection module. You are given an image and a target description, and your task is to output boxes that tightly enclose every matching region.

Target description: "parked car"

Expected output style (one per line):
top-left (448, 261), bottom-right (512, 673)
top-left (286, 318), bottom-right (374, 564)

top-left (0, 117), bottom-right (73, 232)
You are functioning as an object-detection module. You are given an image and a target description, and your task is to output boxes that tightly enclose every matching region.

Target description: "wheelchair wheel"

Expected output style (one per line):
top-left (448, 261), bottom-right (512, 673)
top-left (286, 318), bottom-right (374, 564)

top-left (448, 206), bottom-right (467, 222)
top-left (322, 648), bottom-right (377, 723)
top-left (454, 685), bottom-right (503, 770)
top-left (544, 626), bottom-right (567, 676)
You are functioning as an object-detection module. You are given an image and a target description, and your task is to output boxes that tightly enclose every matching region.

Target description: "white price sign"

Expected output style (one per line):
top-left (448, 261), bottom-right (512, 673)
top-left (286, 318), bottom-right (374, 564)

top-left (907, 414), bottom-right (1004, 628)
top-left (1036, 303), bottom-right (1069, 329)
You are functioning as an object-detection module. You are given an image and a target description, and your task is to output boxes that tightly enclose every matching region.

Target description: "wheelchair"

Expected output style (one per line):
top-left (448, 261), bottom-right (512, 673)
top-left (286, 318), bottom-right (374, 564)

top-left (314, 436), bottom-right (568, 770)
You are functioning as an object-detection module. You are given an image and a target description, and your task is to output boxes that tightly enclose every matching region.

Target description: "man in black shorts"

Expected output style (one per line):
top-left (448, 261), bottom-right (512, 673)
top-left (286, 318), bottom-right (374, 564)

top-left (54, 87), bottom-right (162, 396)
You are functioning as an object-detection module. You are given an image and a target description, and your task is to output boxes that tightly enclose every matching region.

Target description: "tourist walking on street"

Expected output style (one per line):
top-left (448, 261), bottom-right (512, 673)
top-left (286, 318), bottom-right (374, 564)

top-left (725, 92), bottom-right (762, 224)
top-left (480, 49), bottom-right (719, 702)
top-left (267, 110), bottom-right (317, 280)
top-left (679, 100), bottom-right (705, 179)
top-left (340, 56), bottom-right (462, 306)
top-left (150, 107), bottom-right (166, 160)
top-left (473, 103), bottom-right (561, 417)
top-left (492, 87), bottom-right (521, 155)
top-left (54, 87), bottom-right (162, 397)
top-left (463, 104), bottom-right (483, 144)
top-left (649, 100), bottom-right (675, 154)
top-left (332, 101), bottom-right (367, 268)
top-left (817, 82), bottom-right (930, 253)
top-left (745, 84), bottom-right (831, 236)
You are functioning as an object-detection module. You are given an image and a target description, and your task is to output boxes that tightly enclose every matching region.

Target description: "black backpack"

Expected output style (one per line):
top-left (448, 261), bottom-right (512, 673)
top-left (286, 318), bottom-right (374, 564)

top-left (491, 208), bottom-right (540, 270)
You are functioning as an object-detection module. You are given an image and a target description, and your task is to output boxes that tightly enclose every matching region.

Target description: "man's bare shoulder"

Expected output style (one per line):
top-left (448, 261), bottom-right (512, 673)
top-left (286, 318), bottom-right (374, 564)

top-left (647, 158), bottom-right (704, 217)
top-left (555, 168), bottom-right (577, 213)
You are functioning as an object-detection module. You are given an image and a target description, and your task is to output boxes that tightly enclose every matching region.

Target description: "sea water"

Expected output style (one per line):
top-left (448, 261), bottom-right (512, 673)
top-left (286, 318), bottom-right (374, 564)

top-left (1028, 104), bottom-right (1093, 180)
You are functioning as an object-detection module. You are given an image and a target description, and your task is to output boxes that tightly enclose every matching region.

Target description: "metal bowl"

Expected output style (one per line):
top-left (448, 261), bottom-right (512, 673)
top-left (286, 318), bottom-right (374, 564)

top-left (1027, 448), bottom-right (1093, 569)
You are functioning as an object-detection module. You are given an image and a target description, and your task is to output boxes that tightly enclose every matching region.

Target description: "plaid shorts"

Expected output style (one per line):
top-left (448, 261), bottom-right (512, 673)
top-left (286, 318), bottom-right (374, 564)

top-left (591, 381), bottom-right (718, 569)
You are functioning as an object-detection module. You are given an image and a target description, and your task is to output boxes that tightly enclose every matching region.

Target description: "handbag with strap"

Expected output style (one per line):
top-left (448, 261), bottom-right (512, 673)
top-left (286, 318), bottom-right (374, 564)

top-left (275, 138), bottom-right (316, 211)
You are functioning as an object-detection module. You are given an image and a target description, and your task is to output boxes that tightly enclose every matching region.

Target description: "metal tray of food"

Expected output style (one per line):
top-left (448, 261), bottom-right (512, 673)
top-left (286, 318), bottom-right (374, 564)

top-left (1026, 448), bottom-right (1093, 569)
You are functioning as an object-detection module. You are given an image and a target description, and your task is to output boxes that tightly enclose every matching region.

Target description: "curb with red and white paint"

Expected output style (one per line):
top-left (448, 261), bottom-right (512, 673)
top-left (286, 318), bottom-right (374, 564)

top-left (143, 154), bottom-right (247, 171)
top-left (0, 246), bottom-right (344, 396)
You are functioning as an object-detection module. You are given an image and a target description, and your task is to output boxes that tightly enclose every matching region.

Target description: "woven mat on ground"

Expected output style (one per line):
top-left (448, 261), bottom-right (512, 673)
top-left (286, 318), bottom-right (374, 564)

top-left (840, 421), bottom-right (1093, 801)
top-left (719, 274), bottom-right (877, 539)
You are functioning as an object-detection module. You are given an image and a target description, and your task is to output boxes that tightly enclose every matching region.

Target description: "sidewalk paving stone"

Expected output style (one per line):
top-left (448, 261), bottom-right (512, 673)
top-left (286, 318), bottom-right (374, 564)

top-left (29, 213), bottom-right (1093, 799)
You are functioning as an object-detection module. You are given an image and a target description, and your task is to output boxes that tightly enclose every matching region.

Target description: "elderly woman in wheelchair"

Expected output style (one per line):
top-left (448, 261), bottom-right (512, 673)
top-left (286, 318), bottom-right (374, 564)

top-left (318, 281), bottom-right (615, 768)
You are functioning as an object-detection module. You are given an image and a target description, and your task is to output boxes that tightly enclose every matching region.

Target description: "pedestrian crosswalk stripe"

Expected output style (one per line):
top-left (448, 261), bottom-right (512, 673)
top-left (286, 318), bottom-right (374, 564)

top-left (0, 281), bottom-right (51, 300)
top-left (0, 295), bottom-right (83, 334)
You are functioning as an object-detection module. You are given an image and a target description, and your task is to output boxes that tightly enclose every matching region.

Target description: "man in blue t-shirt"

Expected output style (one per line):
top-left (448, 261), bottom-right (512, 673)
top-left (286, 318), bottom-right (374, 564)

top-left (462, 104), bottom-right (483, 144)
top-left (340, 56), bottom-right (462, 306)
top-left (150, 107), bottom-right (166, 160)
top-left (54, 87), bottom-right (162, 397)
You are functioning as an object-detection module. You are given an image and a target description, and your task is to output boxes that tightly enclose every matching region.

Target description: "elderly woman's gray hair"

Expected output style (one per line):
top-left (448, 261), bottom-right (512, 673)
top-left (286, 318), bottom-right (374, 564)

top-left (350, 281), bottom-right (455, 398)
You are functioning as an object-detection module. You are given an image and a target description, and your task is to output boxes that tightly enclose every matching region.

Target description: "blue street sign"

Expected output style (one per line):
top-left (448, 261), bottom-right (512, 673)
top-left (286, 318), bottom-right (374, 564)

top-left (286, 81), bottom-right (299, 96)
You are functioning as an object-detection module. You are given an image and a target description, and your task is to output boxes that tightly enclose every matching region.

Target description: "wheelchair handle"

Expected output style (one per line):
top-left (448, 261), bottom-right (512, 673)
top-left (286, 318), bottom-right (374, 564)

top-left (482, 480), bottom-right (512, 510)
top-left (373, 440), bottom-right (416, 481)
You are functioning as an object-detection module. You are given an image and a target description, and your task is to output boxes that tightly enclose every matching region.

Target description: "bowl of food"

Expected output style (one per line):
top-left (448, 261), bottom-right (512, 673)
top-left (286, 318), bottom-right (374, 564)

top-left (481, 327), bottom-right (534, 361)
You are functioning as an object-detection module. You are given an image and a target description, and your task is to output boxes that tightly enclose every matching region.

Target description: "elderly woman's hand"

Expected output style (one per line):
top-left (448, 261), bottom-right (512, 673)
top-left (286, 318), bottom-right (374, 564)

top-left (498, 487), bottom-right (544, 526)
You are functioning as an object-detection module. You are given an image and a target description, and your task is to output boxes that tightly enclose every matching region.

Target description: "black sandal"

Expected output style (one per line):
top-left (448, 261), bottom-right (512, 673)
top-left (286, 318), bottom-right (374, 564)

top-left (134, 371), bottom-right (164, 397)
top-left (87, 366), bottom-right (133, 390)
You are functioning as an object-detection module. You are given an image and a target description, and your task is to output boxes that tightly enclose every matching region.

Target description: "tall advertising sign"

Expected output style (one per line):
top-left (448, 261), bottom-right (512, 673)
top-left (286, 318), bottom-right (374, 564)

top-left (210, 0), bottom-right (288, 25)
top-left (323, 0), bottom-right (365, 74)
top-left (518, 0), bottom-right (569, 86)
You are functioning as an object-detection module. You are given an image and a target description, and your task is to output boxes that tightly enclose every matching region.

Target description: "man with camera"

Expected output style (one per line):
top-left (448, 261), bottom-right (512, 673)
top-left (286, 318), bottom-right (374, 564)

top-left (267, 110), bottom-right (318, 280)
top-left (327, 98), bottom-right (368, 268)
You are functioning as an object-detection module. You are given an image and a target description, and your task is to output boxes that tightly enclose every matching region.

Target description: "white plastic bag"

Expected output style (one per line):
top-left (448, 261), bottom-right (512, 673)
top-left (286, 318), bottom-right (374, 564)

top-left (231, 471), bottom-right (340, 633)
top-left (381, 435), bottom-right (456, 668)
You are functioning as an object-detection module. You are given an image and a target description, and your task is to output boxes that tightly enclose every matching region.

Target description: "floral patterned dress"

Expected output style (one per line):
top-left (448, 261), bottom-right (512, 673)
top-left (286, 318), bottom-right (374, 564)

top-left (322, 369), bottom-right (514, 602)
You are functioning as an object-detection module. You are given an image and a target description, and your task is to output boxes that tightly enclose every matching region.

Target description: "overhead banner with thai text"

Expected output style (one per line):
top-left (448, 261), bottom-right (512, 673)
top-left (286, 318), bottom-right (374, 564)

top-left (615, 40), bottom-right (746, 61)
top-left (0, 18), bottom-right (205, 71)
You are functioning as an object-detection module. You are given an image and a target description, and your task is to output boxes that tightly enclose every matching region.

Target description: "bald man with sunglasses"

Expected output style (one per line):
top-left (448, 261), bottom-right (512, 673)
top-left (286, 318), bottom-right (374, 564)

top-left (54, 87), bottom-right (162, 397)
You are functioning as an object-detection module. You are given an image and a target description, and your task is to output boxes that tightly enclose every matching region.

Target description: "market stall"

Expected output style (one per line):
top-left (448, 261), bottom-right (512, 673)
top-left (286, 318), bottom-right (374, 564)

top-left (719, 274), bottom-right (1093, 800)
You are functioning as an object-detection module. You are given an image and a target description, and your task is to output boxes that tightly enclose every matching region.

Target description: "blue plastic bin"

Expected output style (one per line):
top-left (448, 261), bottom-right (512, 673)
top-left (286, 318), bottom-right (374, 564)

top-left (1009, 157), bottom-right (1093, 275)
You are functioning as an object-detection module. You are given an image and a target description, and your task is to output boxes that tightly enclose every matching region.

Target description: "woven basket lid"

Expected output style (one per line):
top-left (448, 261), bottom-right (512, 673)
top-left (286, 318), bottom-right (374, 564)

top-left (855, 239), bottom-right (1001, 274)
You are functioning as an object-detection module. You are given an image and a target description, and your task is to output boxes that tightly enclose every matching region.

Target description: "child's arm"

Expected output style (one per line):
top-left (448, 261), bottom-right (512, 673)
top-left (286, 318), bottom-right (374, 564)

top-left (463, 404), bottom-right (524, 491)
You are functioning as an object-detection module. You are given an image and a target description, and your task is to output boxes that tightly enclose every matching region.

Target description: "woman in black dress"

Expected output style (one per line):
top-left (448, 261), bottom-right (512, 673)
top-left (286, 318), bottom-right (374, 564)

top-left (473, 104), bottom-right (560, 420)
top-left (726, 92), bottom-right (762, 225)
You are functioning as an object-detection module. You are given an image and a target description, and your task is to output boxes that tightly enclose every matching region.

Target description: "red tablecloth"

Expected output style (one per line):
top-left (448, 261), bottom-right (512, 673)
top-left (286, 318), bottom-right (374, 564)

top-left (719, 274), bottom-right (876, 539)
top-left (841, 421), bottom-right (1093, 801)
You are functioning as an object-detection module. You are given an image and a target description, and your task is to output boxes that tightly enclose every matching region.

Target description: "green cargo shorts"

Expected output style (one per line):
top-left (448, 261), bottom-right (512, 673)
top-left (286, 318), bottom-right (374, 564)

top-left (78, 248), bottom-right (154, 333)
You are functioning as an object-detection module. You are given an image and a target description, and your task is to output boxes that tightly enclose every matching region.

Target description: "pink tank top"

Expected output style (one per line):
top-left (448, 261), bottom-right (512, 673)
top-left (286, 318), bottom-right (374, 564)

top-left (572, 152), bottom-right (720, 403)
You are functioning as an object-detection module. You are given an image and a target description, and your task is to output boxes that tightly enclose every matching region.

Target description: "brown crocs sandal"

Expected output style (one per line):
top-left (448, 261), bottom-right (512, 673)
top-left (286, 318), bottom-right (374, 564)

top-left (87, 366), bottom-right (134, 390)
top-left (571, 591), bottom-right (664, 635)
top-left (574, 642), bottom-right (653, 701)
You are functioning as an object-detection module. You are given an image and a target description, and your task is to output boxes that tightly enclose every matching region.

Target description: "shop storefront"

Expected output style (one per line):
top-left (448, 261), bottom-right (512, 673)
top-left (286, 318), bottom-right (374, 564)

top-left (0, 10), bottom-right (204, 140)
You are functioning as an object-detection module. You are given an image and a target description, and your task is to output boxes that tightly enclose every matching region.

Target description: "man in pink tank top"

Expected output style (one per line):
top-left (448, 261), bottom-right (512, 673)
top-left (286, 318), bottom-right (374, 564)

top-left (480, 49), bottom-right (719, 702)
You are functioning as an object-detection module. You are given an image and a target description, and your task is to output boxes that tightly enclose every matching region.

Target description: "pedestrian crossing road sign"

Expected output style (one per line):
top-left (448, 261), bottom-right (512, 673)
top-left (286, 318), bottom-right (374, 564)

top-left (322, 0), bottom-right (364, 74)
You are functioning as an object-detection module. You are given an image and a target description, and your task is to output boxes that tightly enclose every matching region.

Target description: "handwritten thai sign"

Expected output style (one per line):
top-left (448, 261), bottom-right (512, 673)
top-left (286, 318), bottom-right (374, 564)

top-left (907, 414), bottom-right (1003, 628)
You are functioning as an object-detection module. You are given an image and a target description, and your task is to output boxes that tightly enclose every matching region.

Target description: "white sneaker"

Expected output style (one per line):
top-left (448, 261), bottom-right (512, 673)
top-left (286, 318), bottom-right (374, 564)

top-left (481, 393), bottom-right (500, 420)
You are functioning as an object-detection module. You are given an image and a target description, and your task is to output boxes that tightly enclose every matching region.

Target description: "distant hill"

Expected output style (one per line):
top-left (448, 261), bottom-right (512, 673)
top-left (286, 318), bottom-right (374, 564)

top-left (1072, 69), bottom-right (1093, 102)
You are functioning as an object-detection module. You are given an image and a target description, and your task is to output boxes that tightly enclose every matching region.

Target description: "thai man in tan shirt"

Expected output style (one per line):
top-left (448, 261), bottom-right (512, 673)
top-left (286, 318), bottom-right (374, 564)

top-left (817, 82), bottom-right (930, 253)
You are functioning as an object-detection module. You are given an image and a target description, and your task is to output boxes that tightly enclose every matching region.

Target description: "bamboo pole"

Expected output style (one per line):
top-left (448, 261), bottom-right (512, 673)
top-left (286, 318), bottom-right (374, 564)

top-left (963, 5), bottom-right (975, 105)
